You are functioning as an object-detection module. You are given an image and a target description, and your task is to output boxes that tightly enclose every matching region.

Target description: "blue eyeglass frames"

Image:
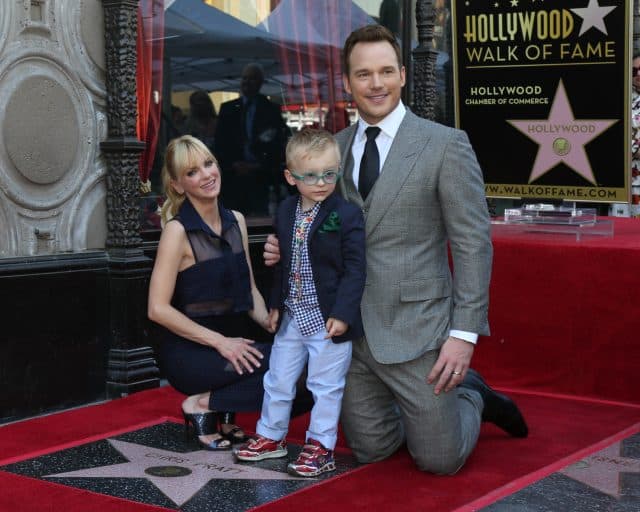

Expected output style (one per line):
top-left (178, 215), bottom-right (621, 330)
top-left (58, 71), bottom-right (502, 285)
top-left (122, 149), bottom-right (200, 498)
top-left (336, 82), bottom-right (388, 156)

top-left (288, 169), bottom-right (343, 185)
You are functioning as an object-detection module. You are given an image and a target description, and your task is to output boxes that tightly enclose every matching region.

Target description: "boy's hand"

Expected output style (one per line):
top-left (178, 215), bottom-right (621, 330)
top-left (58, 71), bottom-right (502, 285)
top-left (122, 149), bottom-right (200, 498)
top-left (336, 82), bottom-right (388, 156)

top-left (325, 318), bottom-right (347, 338)
top-left (268, 308), bottom-right (280, 333)
top-left (263, 234), bottom-right (281, 267)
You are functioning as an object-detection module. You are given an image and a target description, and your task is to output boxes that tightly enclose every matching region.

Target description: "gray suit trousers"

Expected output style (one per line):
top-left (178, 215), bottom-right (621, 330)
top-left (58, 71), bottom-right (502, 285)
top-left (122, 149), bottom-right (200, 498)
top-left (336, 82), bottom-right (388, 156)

top-left (341, 336), bottom-right (483, 474)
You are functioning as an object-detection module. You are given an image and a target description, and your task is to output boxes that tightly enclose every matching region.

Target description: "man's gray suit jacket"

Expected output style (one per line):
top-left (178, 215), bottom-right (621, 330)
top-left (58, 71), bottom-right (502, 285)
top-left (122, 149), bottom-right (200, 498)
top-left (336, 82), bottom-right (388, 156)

top-left (336, 109), bottom-right (492, 365)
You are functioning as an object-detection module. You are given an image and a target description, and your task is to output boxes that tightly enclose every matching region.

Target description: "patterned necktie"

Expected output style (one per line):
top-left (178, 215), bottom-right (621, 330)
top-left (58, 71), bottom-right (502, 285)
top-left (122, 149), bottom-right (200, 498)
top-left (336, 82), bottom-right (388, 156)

top-left (292, 210), bottom-right (315, 301)
top-left (358, 126), bottom-right (381, 200)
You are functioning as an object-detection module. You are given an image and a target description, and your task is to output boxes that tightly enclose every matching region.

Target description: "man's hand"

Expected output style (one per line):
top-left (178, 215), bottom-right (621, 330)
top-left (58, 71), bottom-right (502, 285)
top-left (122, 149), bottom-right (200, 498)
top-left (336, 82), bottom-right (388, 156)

top-left (263, 234), bottom-right (281, 267)
top-left (427, 336), bottom-right (474, 394)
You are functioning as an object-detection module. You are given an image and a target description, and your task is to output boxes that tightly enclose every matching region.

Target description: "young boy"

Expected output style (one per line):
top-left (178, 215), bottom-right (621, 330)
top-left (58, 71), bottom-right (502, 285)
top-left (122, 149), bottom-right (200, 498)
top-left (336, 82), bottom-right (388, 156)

top-left (233, 128), bottom-right (366, 477)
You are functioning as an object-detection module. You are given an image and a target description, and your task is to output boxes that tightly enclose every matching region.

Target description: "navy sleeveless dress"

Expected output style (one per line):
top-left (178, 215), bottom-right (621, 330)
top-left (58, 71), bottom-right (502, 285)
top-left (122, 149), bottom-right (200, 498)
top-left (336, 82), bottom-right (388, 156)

top-left (158, 199), bottom-right (271, 412)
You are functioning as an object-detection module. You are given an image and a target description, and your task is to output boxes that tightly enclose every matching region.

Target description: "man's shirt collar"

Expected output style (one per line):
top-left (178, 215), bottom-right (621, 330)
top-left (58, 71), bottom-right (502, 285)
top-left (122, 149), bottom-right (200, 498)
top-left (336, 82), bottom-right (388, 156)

top-left (357, 101), bottom-right (406, 140)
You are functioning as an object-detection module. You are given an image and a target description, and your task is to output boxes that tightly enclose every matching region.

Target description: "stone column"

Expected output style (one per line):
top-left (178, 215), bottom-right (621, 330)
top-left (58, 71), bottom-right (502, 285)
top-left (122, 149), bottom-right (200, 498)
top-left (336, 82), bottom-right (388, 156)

top-left (101, 0), bottom-right (159, 397)
top-left (634, 1), bottom-right (640, 54)
top-left (411, 0), bottom-right (437, 120)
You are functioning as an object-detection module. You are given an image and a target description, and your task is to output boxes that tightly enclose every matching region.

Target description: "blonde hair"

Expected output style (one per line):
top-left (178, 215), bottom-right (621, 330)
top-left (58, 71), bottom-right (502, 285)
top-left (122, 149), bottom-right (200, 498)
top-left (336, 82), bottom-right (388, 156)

top-left (160, 135), bottom-right (218, 224)
top-left (286, 127), bottom-right (341, 170)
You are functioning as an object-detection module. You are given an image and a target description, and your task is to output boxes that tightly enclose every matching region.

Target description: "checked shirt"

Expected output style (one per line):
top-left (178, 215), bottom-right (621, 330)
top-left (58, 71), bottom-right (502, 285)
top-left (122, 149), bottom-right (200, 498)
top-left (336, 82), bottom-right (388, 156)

top-left (284, 199), bottom-right (325, 336)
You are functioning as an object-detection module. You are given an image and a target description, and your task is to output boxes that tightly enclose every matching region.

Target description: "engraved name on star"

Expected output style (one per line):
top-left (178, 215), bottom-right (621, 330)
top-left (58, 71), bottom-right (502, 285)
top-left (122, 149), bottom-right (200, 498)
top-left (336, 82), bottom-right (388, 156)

top-left (560, 440), bottom-right (640, 499)
top-left (507, 80), bottom-right (617, 184)
top-left (44, 439), bottom-right (304, 507)
top-left (571, 0), bottom-right (616, 36)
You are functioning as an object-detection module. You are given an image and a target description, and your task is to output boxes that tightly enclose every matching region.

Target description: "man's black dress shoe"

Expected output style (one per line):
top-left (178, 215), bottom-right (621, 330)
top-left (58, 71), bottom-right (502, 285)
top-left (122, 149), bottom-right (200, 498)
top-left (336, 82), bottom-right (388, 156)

top-left (460, 369), bottom-right (528, 438)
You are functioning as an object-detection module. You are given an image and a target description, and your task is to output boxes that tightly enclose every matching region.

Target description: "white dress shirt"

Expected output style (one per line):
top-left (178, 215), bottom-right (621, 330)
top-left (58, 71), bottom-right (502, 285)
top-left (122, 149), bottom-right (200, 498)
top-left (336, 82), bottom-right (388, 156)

top-left (351, 101), bottom-right (406, 187)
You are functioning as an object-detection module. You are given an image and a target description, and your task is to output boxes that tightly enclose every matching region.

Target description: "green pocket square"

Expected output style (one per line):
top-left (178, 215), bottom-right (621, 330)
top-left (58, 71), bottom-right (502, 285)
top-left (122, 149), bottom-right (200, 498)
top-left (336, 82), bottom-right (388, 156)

top-left (319, 211), bottom-right (341, 233)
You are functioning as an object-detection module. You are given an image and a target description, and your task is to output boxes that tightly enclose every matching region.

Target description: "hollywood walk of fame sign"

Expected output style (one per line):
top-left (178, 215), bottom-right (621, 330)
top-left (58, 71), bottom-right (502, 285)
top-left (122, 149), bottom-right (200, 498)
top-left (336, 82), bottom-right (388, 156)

top-left (451, 0), bottom-right (631, 203)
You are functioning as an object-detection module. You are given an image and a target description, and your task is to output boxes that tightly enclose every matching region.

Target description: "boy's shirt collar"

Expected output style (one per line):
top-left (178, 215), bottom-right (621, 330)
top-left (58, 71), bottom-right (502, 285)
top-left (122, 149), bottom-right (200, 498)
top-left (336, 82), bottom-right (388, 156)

top-left (296, 196), bottom-right (323, 216)
top-left (294, 190), bottom-right (341, 215)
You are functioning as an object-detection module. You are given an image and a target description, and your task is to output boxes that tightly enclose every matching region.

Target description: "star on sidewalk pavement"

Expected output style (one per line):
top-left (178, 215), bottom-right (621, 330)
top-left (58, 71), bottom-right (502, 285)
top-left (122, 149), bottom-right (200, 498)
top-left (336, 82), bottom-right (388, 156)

top-left (560, 440), bottom-right (640, 499)
top-left (44, 439), bottom-right (303, 507)
top-left (507, 80), bottom-right (617, 184)
top-left (571, 0), bottom-right (616, 36)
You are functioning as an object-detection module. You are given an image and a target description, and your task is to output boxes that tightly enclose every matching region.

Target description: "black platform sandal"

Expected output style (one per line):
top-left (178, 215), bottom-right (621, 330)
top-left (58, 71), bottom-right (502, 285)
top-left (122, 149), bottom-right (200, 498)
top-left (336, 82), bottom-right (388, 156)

top-left (218, 411), bottom-right (248, 444)
top-left (183, 411), bottom-right (232, 451)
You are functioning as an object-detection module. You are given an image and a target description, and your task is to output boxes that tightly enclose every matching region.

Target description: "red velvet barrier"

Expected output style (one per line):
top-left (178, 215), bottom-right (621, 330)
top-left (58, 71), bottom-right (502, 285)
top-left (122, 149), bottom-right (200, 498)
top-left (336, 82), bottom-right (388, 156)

top-left (474, 217), bottom-right (640, 404)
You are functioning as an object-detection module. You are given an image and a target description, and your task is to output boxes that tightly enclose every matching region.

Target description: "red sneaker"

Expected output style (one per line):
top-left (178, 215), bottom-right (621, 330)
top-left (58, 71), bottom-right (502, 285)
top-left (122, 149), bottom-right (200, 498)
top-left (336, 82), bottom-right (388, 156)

top-left (287, 438), bottom-right (335, 477)
top-left (233, 435), bottom-right (287, 461)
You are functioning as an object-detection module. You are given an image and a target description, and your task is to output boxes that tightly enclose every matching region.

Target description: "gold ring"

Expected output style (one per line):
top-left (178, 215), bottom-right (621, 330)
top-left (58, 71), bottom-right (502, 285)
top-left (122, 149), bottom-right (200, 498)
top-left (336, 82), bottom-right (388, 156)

top-left (452, 371), bottom-right (461, 376)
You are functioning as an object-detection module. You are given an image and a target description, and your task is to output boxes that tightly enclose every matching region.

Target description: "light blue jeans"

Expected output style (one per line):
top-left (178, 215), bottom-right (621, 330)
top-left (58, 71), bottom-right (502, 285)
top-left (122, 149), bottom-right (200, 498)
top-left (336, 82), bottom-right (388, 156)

top-left (256, 312), bottom-right (352, 450)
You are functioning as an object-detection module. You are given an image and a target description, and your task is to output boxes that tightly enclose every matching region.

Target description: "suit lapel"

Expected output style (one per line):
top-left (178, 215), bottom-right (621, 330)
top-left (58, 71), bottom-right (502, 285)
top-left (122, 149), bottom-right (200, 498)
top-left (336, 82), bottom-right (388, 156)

top-left (338, 125), bottom-right (361, 207)
top-left (364, 111), bottom-right (430, 236)
top-left (308, 193), bottom-right (339, 240)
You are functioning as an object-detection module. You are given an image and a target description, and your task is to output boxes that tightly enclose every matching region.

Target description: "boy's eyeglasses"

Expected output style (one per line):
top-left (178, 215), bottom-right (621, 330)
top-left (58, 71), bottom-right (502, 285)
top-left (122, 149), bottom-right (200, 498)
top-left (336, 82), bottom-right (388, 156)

top-left (289, 170), bottom-right (342, 185)
top-left (634, 67), bottom-right (640, 77)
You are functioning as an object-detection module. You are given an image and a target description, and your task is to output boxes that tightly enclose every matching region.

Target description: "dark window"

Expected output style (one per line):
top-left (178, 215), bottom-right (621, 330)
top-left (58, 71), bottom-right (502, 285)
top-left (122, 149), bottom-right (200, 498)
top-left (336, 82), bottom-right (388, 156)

top-left (138, 0), bottom-right (427, 231)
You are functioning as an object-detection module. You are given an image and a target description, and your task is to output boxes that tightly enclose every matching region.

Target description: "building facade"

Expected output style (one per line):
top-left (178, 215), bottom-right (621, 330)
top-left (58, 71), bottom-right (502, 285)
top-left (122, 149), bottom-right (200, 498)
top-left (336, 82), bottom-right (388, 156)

top-left (0, 0), bottom-right (442, 423)
top-left (8, 0), bottom-right (634, 423)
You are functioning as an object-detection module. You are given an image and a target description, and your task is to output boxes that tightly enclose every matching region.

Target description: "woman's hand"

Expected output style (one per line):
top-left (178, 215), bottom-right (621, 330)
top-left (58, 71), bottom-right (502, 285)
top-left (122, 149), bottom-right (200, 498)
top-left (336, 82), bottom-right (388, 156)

top-left (218, 337), bottom-right (264, 375)
top-left (268, 308), bottom-right (280, 333)
top-left (254, 309), bottom-right (274, 333)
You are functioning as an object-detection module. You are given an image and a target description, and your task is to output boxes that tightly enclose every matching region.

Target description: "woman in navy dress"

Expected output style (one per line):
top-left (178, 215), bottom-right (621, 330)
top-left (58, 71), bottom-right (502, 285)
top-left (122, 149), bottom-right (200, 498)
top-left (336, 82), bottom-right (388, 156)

top-left (148, 135), bottom-right (274, 450)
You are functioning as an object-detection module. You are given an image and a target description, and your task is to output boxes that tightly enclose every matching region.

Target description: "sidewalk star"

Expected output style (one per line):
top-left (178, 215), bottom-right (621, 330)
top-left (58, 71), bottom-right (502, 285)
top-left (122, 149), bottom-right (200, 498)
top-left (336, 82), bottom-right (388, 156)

top-left (44, 439), bottom-right (305, 507)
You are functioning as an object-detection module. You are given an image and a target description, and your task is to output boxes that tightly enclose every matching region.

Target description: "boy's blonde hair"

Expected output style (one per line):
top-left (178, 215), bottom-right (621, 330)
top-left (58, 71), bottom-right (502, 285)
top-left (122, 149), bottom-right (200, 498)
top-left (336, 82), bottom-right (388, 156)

top-left (286, 127), bottom-right (341, 170)
top-left (160, 135), bottom-right (218, 224)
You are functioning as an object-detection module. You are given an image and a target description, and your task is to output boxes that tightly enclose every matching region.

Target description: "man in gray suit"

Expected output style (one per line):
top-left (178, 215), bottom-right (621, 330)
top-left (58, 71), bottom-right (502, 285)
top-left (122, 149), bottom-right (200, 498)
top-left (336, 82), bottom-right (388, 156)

top-left (265, 25), bottom-right (527, 474)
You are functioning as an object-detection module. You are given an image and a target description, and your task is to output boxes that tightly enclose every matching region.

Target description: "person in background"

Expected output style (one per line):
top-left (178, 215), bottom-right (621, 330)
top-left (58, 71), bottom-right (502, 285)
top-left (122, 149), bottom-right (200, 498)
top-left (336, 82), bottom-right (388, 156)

top-left (264, 25), bottom-right (528, 474)
top-left (611, 51), bottom-right (640, 217)
top-left (433, 0), bottom-right (451, 53)
top-left (168, 105), bottom-right (186, 139)
top-left (215, 63), bottom-right (289, 216)
top-left (234, 128), bottom-right (366, 477)
top-left (185, 91), bottom-right (217, 151)
top-left (148, 135), bottom-right (273, 451)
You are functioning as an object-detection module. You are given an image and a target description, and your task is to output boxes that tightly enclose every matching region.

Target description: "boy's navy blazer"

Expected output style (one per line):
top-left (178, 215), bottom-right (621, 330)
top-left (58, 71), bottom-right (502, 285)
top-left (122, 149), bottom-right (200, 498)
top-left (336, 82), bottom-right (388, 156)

top-left (269, 191), bottom-right (366, 343)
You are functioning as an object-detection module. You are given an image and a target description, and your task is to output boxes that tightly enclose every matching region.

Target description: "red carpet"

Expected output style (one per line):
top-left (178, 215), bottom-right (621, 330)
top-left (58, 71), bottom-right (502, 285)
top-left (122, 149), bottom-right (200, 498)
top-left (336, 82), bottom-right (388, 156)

top-left (479, 218), bottom-right (640, 405)
top-left (1, 386), bottom-right (639, 511)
